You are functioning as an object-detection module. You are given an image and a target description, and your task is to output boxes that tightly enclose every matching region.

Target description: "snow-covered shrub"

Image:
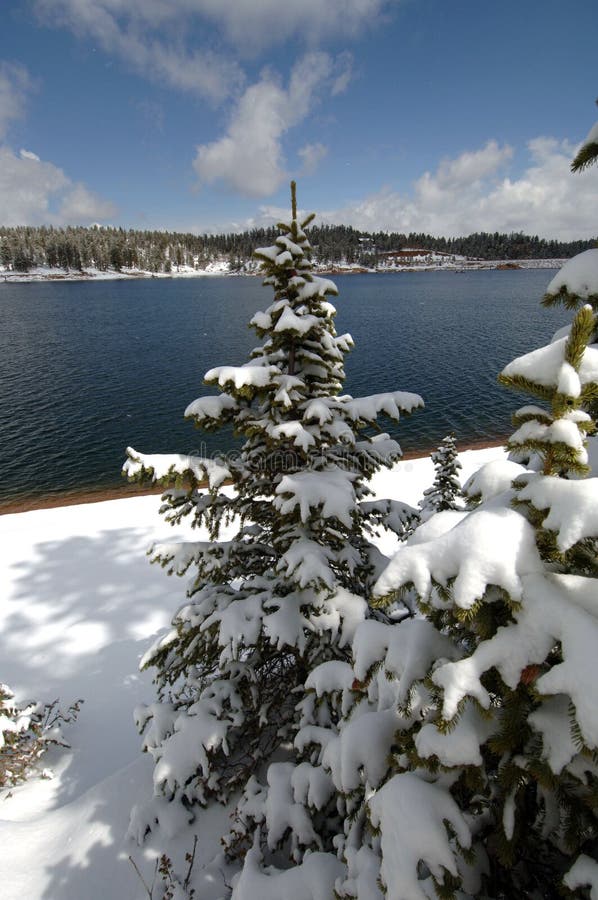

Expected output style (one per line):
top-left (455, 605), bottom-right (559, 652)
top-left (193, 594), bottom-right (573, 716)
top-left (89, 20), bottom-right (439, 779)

top-left (418, 433), bottom-right (464, 520)
top-left (124, 184), bottom-right (423, 871)
top-left (310, 296), bottom-right (598, 898)
top-left (0, 683), bottom-right (82, 788)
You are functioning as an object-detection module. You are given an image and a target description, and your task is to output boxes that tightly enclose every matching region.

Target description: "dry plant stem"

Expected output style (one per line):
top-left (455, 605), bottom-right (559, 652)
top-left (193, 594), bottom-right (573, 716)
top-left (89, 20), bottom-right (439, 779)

top-left (128, 855), bottom-right (158, 899)
top-left (183, 835), bottom-right (198, 890)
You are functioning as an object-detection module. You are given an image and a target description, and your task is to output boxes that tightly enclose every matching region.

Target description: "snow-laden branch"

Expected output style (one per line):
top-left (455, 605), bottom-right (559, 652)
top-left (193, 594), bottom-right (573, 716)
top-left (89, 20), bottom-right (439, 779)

top-left (123, 447), bottom-right (231, 489)
top-left (204, 364), bottom-right (280, 391)
top-left (500, 331), bottom-right (598, 392)
top-left (514, 472), bottom-right (598, 550)
top-left (545, 249), bottom-right (598, 300)
top-left (374, 501), bottom-right (543, 610)
top-left (342, 390), bottom-right (423, 423)
top-left (274, 468), bottom-right (358, 528)
top-left (184, 393), bottom-right (238, 420)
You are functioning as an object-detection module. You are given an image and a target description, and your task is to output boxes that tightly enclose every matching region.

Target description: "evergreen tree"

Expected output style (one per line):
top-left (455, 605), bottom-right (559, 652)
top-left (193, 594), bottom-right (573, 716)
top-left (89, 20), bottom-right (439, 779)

top-left (124, 184), bottom-right (423, 878)
top-left (571, 99), bottom-right (598, 174)
top-left (543, 115), bottom-right (598, 423)
top-left (12, 248), bottom-right (32, 272)
top-left (304, 286), bottom-right (598, 899)
top-left (418, 433), bottom-right (464, 520)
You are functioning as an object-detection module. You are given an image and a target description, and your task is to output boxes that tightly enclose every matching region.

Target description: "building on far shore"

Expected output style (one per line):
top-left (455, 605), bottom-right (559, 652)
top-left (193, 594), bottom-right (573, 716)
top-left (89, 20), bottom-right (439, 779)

top-left (377, 248), bottom-right (466, 268)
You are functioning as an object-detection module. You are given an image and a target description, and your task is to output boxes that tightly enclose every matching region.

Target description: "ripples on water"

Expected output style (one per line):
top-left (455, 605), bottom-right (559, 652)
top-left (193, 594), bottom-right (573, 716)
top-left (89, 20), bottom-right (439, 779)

top-left (0, 270), bottom-right (569, 502)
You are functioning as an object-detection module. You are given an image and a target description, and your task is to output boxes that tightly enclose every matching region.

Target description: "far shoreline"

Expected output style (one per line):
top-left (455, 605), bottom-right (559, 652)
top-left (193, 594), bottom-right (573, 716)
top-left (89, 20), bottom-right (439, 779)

top-left (0, 260), bottom-right (564, 285)
top-left (0, 435), bottom-right (507, 516)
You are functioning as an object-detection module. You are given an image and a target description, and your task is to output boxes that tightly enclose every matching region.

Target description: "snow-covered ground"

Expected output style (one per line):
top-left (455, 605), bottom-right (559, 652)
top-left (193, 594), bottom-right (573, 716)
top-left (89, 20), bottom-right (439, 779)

top-left (0, 261), bottom-right (233, 284)
top-left (1, 442), bottom-right (592, 899)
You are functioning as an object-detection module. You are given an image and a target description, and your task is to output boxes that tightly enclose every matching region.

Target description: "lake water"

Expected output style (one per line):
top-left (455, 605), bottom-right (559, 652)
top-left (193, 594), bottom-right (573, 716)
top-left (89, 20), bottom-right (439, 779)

top-left (0, 270), bottom-right (569, 503)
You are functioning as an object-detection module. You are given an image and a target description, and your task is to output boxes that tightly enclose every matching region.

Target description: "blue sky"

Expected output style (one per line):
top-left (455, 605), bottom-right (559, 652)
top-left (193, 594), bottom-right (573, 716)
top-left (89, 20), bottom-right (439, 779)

top-left (1, 0), bottom-right (597, 238)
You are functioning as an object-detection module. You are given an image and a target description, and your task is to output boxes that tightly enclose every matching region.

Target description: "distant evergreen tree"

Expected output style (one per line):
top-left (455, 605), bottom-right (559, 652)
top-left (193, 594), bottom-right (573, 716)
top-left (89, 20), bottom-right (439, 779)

top-left (418, 433), bottom-right (464, 519)
top-left (0, 223), bottom-right (596, 276)
top-left (12, 248), bottom-right (32, 272)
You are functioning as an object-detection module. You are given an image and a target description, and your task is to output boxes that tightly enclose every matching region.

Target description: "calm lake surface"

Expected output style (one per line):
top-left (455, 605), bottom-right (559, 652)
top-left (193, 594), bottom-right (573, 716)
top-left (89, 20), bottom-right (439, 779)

top-left (0, 270), bottom-right (569, 503)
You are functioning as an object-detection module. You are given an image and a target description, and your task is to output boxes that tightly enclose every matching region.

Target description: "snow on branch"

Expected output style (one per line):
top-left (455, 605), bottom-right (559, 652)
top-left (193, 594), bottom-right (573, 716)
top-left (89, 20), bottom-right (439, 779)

top-left (204, 364), bottom-right (280, 393)
top-left (295, 276), bottom-right (339, 300)
top-left (184, 393), bottom-right (238, 421)
top-left (514, 472), bottom-right (598, 551)
top-left (433, 572), bottom-right (598, 748)
top-left (273, 307), bottom-right (321, 335)
top-left (276, 537), bottom-right (335, 590)
top-left (342, 390), bottom-right (423, 423)
top-left (374, 501), bottom-right (543, 610)
top-left (230, 836), bottom-right (343, 900)
top-left (266, 420), bottom-right (317, 451)
top-left (545, 249), bottom-right (598, 301)
top-left (500, 330), bottom-right (598, 394)
top-left (463, 459), bottom-right (529, 503)
top-left (509, 417), bottom-right (589, 459)
top-left (564, 855), bottom-right (598, 897)
top-left (123, 447), bottom-right (231, 489)
top-left (368, 773), bottom-right (471, 900)
top-left (274, 468), bottom-right (358, 528)
top-left (352, 618), bottom-right (459, 703)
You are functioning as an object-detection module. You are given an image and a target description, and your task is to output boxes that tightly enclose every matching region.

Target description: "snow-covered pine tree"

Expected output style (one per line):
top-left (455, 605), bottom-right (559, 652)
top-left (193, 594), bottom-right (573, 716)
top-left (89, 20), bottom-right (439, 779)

top-left (298, 291), bottom-right (598, 895)
top-left (571, 99), bottom-right (598, 174)
top-left (418, 433), bottom-right (463, 521)
top-left (123, 184), bottom-right (423, 882)
top-left (542, 250), bottom-right (598, 315)
top-left (542, 102), bottom-right (598, 315)
top-left (542, 113), bottom-right (598, 422)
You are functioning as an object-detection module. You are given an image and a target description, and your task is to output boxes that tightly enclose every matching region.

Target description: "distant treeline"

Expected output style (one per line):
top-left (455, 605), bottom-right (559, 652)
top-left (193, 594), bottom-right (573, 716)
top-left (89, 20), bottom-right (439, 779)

top-left (0, 224), bottom-right (595, 273)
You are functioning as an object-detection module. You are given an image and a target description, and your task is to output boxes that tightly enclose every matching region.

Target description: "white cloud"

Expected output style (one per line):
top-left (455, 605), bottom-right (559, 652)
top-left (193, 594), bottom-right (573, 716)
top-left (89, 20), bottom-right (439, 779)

top-left (196, 0), bottom-right (394, 49)
top-left (34, 0), bottom-right (394, 55)
top-left (193, 53), bottom-right (336, 196)
top-left (58, 182), bottom-right (116, 222)
top-left (323, 138), bottom-right (598, 240)
top-left (32, 0), bottom-right (386, 101)
top-left (331, 53), bottom-right (354, 96)
top-left (33, 0), bottom-right (243, 103)
top-left (0, 146), bottom-right (116, 225)
top-left (433, 140), bottom-right (513, 188)
top-left (0, 62), bottom-right (33, 140)
top-left (298, 142), bottom-right (328, 175)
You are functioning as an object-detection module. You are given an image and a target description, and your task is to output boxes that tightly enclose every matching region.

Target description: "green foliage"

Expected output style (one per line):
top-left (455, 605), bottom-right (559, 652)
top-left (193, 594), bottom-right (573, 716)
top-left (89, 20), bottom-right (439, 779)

top-left (572, 141), bottom-right (598, 174)
top-left (571, 102), bottom-right (598, 174)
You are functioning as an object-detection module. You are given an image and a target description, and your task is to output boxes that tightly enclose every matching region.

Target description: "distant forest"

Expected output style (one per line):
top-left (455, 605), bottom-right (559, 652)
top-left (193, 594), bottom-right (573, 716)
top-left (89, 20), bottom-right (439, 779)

top-left (0, 223), bottom-right (595, 273)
